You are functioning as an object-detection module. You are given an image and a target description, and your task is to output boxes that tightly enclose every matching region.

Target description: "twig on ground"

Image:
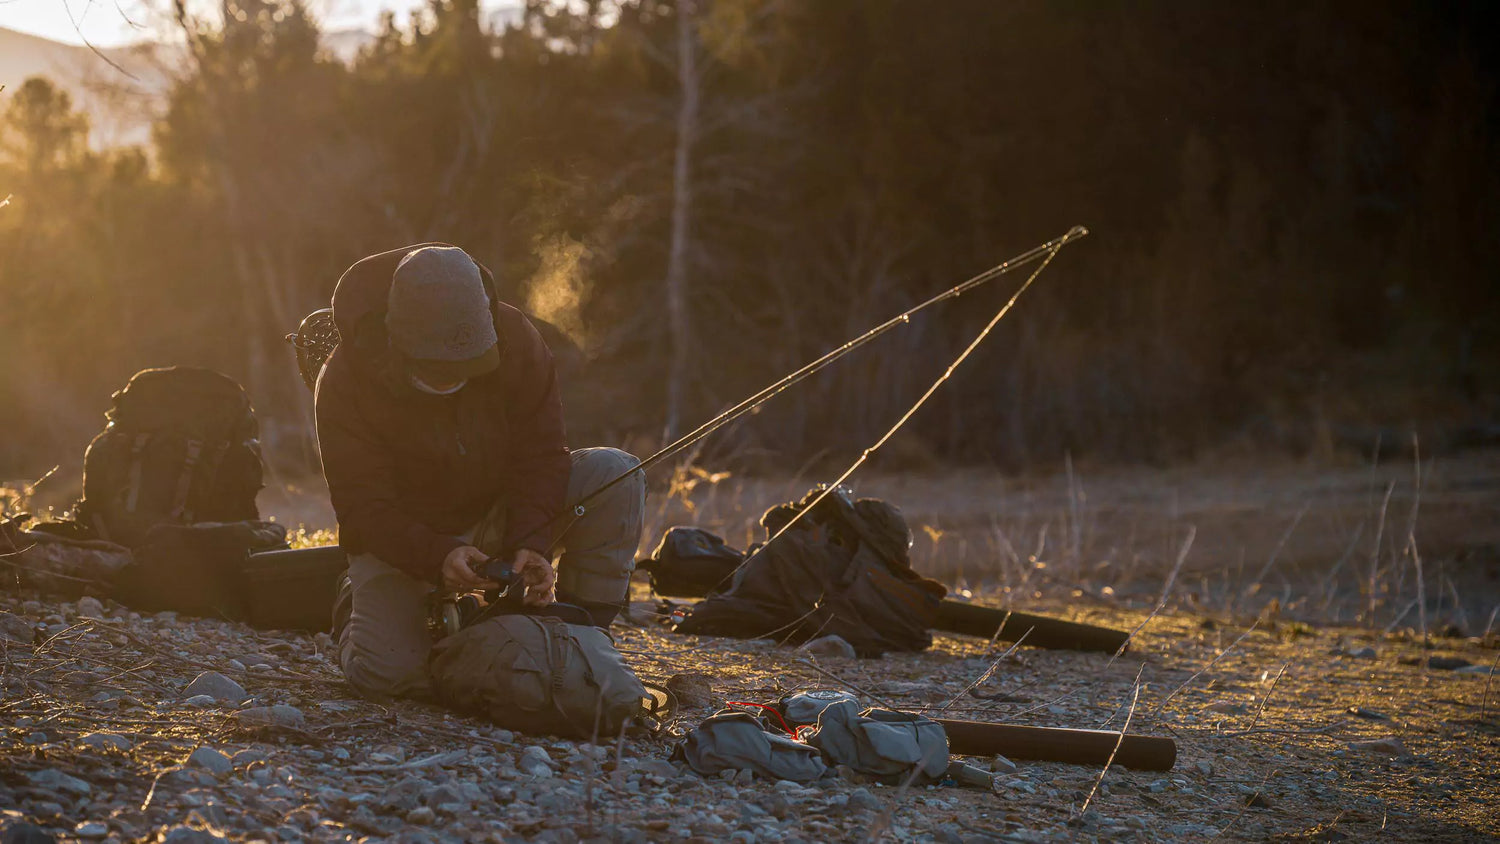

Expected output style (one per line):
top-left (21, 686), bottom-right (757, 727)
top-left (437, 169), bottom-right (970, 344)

top-left (1149, 619), bottom-right (1261, 724)
top-left (348, 749), bottom-right (467, 773)
top-left (1221, 720), bottom-right (1349, 739)
top-left (1482, 649), bottom-right (1500, 722)
top-left (1115, 526), bottom-right (1196, 657)
top-left (936, 627), bottom-right (1032, 713)
top-left (794, 658), bottom-right (901, 710)
top-left (1224, 662), bottom-right (1289, 737)
top-left (1208, 768), bottom-right (1280, 842)
top-left (1076, 665), bottom-right (1144, 818)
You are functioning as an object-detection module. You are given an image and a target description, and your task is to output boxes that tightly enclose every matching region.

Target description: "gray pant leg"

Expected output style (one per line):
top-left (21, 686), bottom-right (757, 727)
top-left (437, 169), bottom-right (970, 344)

top-left (556, 447), bottom-right (645, 604)
top-left (338, 552), bottom-right (433, 699)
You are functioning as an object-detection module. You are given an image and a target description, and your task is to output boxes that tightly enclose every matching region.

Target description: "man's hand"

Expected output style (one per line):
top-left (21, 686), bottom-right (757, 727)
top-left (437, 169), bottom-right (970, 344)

top-left (442, 545), bottom-right (498, 592)
top-left (513, 548), bottom-right (557, 606)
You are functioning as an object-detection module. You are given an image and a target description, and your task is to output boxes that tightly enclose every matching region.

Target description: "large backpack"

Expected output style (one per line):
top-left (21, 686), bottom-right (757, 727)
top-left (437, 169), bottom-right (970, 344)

top-left (76, 367), bottom-right (264, 547)
top-left (429, 615), bottom-right (649, 739)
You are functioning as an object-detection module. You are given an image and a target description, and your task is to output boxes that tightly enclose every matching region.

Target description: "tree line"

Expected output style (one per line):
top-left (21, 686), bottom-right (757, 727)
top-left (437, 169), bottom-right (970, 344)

top-left (1, 0), bottom-right (1495, 481)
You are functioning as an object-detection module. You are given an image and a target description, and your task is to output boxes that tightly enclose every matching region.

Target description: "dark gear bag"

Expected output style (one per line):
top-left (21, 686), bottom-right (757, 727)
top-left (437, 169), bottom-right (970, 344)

top-left (640, 527), bottom-right (743, 598)
top-left (116, 520), bottom-right (287, 619)
top-left (673, 488), bottom-right (946, 657)
top-left (76, 367), bottom-right (264, 547)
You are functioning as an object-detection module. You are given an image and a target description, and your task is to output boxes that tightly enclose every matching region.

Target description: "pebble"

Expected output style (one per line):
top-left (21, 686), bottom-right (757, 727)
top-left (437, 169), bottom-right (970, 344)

top-left (234, 704), bottom-right (305, 729)
top-left (0, 611), bottom-right (36, 644)
top-left (75, 597), bottom-right (105, 619)
top-left (799, 635), bottom-right (858, 659)
top-left (182, 695), bottom-right (218, 708)
top-left (187, 746), bottom-right (234, 775)
top-left (848, 787), bottom-right (881, 812)
top-left (1345, 646), bottom-right (1378, 659)
top-left (665, 673), bottom-right (715, 709)
top-left (0, 823), bottom-right (57, 844)
top-left (406, 806), bottom-right (437, 825)
top-left (27, 768), bottom-right (92, 796)
top-left (74, 821), bottom-right (108, 839)
top-left (990, 754), bottom-right (1018, 774)
top-left (1426, 656), bottom-right (1471, 671)
top-left (79, 733), bottom-right (131, 751)
top-left (521, 745), bottom-right (554, 767)
top-left (1349, 737), bottom-right (1410, 757)
top-left (160, 827), bottom-right (228, 843)
top-left (181, 671), bottom-right (247, 703)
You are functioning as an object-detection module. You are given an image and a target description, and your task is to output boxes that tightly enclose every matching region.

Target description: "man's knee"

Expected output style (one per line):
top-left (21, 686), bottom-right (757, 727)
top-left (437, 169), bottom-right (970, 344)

top-left (570, 447), bottom-right (644, 495)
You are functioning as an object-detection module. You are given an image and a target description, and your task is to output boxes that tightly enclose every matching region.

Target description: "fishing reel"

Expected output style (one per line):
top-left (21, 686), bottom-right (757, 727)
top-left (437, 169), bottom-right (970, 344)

top-left (427, 558), bottom-right (521, 640)
top-left (427, 557), bottom-right (596, 639)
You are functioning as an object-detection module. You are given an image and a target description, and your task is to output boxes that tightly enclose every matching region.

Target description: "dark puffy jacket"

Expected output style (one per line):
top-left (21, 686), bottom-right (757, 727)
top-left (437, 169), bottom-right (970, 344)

top-left (314, 243), bottom-right (570, 583)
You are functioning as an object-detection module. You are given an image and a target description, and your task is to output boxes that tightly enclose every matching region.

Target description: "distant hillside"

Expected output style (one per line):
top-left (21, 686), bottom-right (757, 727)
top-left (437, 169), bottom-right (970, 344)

top-left (0, 25), bottom-right (377, 150)
top-left (0, 26), bottom-right (172, 148)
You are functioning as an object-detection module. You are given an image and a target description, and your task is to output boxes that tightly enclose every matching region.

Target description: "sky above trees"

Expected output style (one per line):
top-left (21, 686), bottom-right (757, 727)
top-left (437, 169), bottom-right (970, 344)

top-left (0, 0), bottom-right (517, 46)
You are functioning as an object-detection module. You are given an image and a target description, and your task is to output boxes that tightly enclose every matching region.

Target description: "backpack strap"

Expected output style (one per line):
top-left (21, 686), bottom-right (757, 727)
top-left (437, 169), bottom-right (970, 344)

top-left (170, 440), bottom-right (204, 521)
top-left (123, 433), bottom-right (152, 513)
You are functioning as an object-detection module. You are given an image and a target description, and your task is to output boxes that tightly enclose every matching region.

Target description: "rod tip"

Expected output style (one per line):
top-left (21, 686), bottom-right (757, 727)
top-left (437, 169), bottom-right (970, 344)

top-left (1067, 225), bottom-right (1090, 239)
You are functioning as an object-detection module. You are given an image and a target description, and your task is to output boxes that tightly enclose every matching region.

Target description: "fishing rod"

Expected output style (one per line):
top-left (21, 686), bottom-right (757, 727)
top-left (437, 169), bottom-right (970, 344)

top-left (524, 224), bottom-right (1089, 554)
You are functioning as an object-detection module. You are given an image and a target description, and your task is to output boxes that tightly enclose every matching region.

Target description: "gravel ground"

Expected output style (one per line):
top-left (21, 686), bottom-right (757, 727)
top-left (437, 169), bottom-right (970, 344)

top-left (2, 585), bottom-right (1498, 843)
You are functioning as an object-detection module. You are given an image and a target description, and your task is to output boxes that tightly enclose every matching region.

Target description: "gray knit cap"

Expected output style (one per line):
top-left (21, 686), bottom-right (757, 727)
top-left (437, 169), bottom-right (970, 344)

top-left (386, 246), bottom-right (499, 370)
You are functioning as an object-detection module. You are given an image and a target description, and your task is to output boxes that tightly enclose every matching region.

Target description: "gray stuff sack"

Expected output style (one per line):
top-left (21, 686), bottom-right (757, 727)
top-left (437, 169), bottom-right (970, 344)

top-left (805, 700), bottom-right (949, 785)
top-left (429, 614), bottom-right (648, 739)
top-left (672, 710), bottom-right (828, 782)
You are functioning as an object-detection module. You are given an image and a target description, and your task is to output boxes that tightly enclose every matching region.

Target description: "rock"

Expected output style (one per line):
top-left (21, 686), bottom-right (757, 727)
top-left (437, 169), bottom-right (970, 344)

top-left (518, 747), bottom-right (554, 779)
top-left (1349, 737), bottom-right (1409, 757)
top-left (1244, 791), bottom-right (1273, 808)
top-left (79, 733), bottom-right (131, 751)
top-left (182, 671), bottom-right (247, 703)
top-left (160, 827), bottom-right (227, 844)
top-left (990, 754), bottom-right (1018, 774)
top-left (1426, 656), bottom-right (1472, 671)
top-left (183, 695), bottom-right (217, 708)
top-left (187, 746), bottom-right (234, 775)
top-left (799, 635), bottom-right (857, 659)
top-left (73, 822), bottom-right (108, 839)
top-left (946, 761), bottom-right (994, 789)
top-left (848, 788), bottom-right (881, 813)
top-left (1, 822), bottom-right (57, 844)
top-left (74, 597), bottom-right (105, 619)
top-left (1345, 646), bottom-right (1378, 660)
top-left (369, 745), bottom-right (407, 764)
top-left (638, 759), bottom-right (677, 779)
top-left (407, 807), bottom-right (437, 825)
top-left (234, 705), bottom-right (305, 729)
top-left (0, 612), bottom-right (35, 644)
top-left (1455, 664), bottom-right (1497, 676)
top-left (27, 768), bottom-right (92, 796)
top-left (666, 673), bottom-right (715, 709)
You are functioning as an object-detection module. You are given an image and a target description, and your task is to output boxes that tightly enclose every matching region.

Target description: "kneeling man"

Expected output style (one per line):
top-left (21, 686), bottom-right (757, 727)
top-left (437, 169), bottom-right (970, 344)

top-left (315, 243), bottom-right (644, 698)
